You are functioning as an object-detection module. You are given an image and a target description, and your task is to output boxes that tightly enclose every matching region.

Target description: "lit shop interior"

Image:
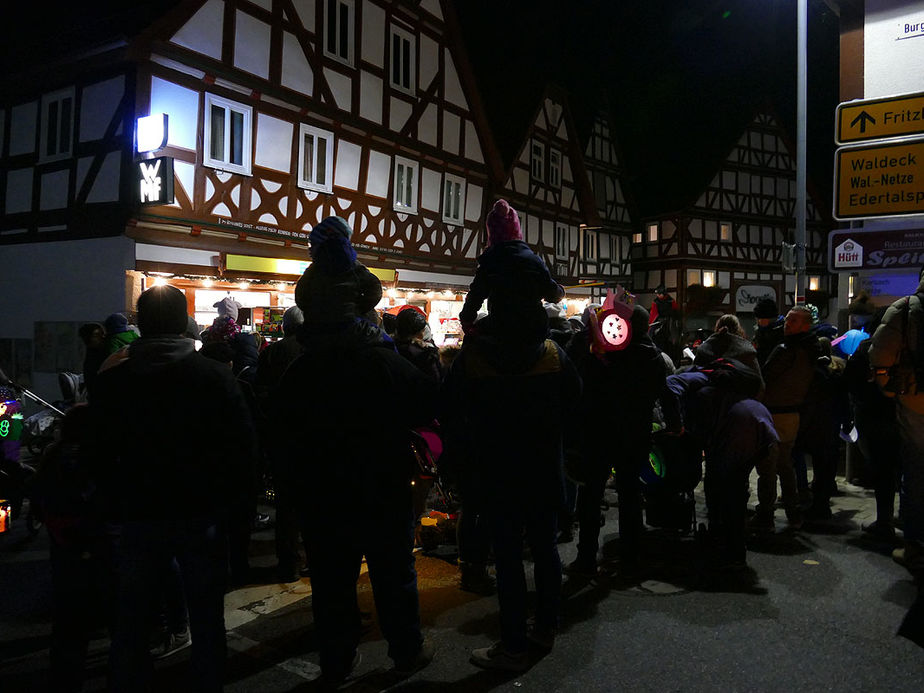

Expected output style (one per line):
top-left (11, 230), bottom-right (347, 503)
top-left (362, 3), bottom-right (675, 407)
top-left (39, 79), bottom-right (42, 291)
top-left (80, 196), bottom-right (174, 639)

top-left (135, 253), bottom-right (594, 346)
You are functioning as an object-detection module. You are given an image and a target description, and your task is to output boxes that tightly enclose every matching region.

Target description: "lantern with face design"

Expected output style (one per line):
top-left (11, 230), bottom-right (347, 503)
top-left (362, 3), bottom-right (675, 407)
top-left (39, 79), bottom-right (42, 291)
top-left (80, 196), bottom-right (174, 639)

top-left (589, 287), bottom-right (635, 356)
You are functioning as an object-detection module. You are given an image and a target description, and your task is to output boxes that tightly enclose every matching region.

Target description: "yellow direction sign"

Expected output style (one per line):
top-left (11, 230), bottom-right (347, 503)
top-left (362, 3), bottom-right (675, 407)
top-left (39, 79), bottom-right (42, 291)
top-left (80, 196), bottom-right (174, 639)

top-left (836, 92), bottom-right (924, 144)
top-left (834, 139), bottom-right (924, 220)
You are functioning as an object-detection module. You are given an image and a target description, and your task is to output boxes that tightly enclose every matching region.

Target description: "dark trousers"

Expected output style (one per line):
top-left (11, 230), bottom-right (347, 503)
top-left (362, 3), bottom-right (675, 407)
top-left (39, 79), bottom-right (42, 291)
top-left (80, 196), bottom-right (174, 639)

top-left (109, 518), bottom-right (228, 693)
top-left (457, 504), bottom-right (491, 564)
top-left (302, 497), bottom-right (422, 676)
top-left (486, 504), bottom-right (561, 653)
top-left (858, 418), bottom-right (902, 526)
top-left (575, 461), bottom-right (610, 565)
top-left (48, 528), bottom-right (113, 693)
top-left (272, 460), bottom-right (303, 573)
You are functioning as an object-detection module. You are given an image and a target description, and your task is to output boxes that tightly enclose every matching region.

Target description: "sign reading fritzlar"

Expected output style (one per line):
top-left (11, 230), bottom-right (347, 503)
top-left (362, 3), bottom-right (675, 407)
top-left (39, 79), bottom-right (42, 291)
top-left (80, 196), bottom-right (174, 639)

top-left (828, 227), bottom-right (924, 273)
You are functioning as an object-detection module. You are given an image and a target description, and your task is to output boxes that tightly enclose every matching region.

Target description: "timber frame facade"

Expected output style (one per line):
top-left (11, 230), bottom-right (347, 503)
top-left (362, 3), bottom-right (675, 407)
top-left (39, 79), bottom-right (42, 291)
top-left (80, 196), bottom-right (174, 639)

top-left (0, 0), bottom-right (502, 281)
top-left (631, 110), bottom-right (832, 328)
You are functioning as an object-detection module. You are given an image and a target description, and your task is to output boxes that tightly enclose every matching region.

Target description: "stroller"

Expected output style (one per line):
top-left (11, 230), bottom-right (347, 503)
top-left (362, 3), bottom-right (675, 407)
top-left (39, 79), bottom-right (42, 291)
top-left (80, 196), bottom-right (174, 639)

top-left (641, 427), bottom-right (703, 535)
top-left (410, 422), bottom-right (460, 551)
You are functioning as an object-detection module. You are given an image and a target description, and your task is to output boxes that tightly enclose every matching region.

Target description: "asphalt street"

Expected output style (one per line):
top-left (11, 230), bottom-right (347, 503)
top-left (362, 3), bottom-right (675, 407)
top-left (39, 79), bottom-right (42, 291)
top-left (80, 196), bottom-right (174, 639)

top-left (1, 472), bottom-right (922, 692)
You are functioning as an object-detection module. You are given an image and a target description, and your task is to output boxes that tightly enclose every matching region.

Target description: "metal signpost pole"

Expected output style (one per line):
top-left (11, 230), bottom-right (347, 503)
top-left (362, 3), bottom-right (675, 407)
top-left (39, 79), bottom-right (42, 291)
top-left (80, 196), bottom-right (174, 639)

top-left (795, 0), bottom-right (808, 306)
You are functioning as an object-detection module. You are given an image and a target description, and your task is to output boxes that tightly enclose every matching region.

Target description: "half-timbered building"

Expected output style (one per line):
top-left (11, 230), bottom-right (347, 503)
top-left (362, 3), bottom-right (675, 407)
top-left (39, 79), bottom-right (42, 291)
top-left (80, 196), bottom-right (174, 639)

top-left (579, 106), bottom-right (635, 288)
top-left (0, 0), bottom-right (500, 397)
top-left (631, 109), bottom-right (832, 332)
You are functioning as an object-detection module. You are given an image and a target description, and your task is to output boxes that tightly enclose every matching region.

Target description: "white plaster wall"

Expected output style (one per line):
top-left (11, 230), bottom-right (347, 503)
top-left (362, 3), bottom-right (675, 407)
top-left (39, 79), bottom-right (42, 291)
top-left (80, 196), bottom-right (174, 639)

top-left (442, 111), bottom-right (460, 155)
top-left (234, 11), bottom-right (271, 79)
top-left (0, 236), bottom-right (136, 400)
top-left (443, 50), bottom-right (466, 108)
top-left (362, 2), bottom-right (386, 68)
top-left (389, 97), bottom-right (412, 132)
top-left (419, 103), bottom-right (437, 146)
top-left (171, 0), bottom-right (224, 60)
top-left (255, 114), bottom-right (293, 172)
top-left (366, 150), bottom-right (391, 198)
top-left (360, 72), bottom-right (382, 123)
top-left (9, 101), bottom-right (37, 156)
top-left (79, 76), bottom-right (125, 142)
top-left (421, 167), bottom-right (440, 212)
top-left (150, 78), bottom-right (199, 152)
top-left (4, 169), bottom-right (33, 214)
top-left (419, 35), bottom-right (438, 89)
top-left (334, 140), bottom-right (362, 190)
top-left (282, 31), bottom-right (314, 96)
top-left (40, 170), bottom-right (69, 210)
top-left (290, 0), bottom-right (315, 32)
top-left (78, 151), bottom-right (122, 204)
top-left (325, 69), bottom-right (353, 111)
top-left (865, 0), bottom-right (924, 98)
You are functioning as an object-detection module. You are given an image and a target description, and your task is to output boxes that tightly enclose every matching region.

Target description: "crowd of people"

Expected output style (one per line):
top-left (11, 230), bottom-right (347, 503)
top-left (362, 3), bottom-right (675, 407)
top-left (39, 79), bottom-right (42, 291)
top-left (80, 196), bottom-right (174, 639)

top-left (17, 198), bottom-right (924, 691)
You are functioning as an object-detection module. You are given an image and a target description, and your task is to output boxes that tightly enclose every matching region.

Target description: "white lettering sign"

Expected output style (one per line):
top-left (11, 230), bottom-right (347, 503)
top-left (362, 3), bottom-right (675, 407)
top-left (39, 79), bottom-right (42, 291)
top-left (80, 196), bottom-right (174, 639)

top-left (834, 238), bottom-right (864, 268)
top-left (735, 285), bottom-right (777, 312)
top-left (139, 160), bottom-right (162, 203)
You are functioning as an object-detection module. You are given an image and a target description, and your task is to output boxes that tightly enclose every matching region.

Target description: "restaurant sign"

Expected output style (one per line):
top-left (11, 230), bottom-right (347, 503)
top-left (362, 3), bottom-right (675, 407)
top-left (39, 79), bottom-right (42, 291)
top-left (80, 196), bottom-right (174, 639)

top-left (828, 227), bottom-right (924, 272)
top-left (735, 285), bottom-right (777, 313)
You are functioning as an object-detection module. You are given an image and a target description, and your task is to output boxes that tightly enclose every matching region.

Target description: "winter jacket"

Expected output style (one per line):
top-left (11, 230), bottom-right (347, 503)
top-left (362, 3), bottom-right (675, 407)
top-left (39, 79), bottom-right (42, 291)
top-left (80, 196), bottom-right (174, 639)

top-left (105, 329), bottom-right (139, 355)
top-left (693, 331), bottom-right (764, 395)
top-left (294, 262), bottom-right (383, 327)
top-left (441, 337), bottom-right (581, 510)
top-left (276, 319), bottom-right (437, 504)
top-left (567, 328), bottom-right (665, 454)
top-left (845, 339), bottom-right (897, 432)
top-left (869, 278), bottom-right (924, 414)
top-left (92, 336), bottom-right (257, 522)
top-left (459, 240), bottom-right (564, 331)
top-left (395, 338), bottom-right (443, 384)
top-left (761, 330), bottom-right (822, 414)
top-left (253, 335), bottom-right (304, 415)
top-left (753, 317), bottom-right (784, 368)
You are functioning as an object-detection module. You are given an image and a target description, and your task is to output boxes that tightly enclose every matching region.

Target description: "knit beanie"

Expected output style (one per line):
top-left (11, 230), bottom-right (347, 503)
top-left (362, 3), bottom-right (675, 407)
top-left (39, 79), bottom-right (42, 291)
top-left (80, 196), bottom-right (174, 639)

top-left (309, 216), bottom-right (357, 274)
top-left (396, 306), bottom-right (428, 339)
top-left (486, 199), bottom-right (522, 245)
top-left (137, 286), bottom-right (189, 337)
top-left (282, 305), bottom-right (305, 335)
top-left (104, 312), bottom-right (130, 336)
top-left (630, 305), bottom-right (650, 335)
top-left (753, 297), bottom-right (779, 319)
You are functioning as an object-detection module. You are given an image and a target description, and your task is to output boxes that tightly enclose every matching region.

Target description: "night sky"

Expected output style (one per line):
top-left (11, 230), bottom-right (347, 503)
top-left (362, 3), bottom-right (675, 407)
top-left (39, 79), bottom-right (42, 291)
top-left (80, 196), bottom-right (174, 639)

top-left (456, 0), bottom-right (841, 219)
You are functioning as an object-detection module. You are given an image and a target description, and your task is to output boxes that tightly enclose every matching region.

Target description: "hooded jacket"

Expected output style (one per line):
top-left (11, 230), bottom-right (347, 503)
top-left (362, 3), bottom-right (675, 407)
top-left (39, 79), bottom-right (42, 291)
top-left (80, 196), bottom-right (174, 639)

top-left (869, 276), bottom-right (924, 414)
top-left (459, 240), bottom-right (564, 329)
top-left (92, 336), bottom-right (257, 522)
top-left (762, 330), bottom-right (822, 413)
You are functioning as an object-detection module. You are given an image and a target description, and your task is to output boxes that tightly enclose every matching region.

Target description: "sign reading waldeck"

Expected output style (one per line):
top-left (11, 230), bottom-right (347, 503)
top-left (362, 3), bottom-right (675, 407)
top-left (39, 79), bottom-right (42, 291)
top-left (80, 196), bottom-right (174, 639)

top-left (836, 92), bottom-right (924, 144)
top-left (834, 139), bottom-right (924, 219)
top-left (828, 227), bottom-right (924, 273)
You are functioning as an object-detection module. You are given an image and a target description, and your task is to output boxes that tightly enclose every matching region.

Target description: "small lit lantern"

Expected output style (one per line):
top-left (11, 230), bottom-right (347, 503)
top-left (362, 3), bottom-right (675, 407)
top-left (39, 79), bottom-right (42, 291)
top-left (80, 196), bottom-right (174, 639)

top-left (588, 287), bottom-right (635, 356)
top-left (0, 500), bottom-right (10, 534)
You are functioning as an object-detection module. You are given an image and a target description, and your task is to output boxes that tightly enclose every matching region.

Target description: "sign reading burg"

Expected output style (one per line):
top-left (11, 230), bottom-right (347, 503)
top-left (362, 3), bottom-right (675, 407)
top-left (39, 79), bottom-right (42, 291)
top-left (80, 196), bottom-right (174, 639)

top-left (834, 139), bottom-right (924, 220)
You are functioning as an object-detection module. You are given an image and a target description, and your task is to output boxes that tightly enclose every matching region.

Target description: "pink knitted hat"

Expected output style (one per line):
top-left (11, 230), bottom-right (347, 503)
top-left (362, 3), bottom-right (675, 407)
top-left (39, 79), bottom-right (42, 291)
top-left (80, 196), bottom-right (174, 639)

top-left (486, 199), bottom-right (522, 245)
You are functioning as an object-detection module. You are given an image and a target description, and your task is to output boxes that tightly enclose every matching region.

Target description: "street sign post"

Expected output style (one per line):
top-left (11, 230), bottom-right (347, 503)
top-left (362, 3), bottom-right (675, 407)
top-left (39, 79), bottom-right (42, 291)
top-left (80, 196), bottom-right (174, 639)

top-left (833, 138), bottom-right (924, 220)
top-left (836, 92), bottom-right (924, 144)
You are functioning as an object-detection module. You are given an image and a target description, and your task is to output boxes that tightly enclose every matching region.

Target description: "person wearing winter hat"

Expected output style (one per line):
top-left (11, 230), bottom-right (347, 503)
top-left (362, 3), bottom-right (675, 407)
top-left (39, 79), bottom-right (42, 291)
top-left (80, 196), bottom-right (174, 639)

top-left (294, 216), bottom-right (382, 328)
top-left (213, 295), bottom-right (242, 322)
top-left (752, 296), bottom-right (784, 369)
top-left (91, 284), bottom-right (257, 691)
top-left (458, 199), bottom-right (564, 343)
top-left (103, 312), bottom-right (139, 355)
top-left (395, 307), bottom-right (442, 384)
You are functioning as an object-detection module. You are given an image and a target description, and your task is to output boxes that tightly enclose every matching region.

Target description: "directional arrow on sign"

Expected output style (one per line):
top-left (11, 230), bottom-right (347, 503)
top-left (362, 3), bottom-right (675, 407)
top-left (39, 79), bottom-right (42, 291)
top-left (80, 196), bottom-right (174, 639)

top-left (850, 111), bottom-right (876, 133)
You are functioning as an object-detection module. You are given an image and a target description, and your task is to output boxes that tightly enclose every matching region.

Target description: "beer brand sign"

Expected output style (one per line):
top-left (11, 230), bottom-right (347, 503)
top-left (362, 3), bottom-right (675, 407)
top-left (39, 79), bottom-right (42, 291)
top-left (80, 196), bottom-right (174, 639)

top-left (828, 227), bottom-right (924, 272)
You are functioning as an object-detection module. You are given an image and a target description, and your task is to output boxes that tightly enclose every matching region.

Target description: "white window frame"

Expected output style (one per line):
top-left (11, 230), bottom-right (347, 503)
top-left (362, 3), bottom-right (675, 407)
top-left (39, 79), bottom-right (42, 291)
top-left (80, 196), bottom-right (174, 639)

top-left (441, 173), bottom-right (465, 225)
top-left (531, 140), bottom-right (545, 182)
top-left (720, 221), bottom-right (731, 242)
top-left (390, 25), bottom-right (416, 94)
top-left (297, 124), bottom-right (334, 193)
top-left (554, 225), bottom-right (568, 260)
top-left (203, 93), bottom-right (252, 176)
top-left (647, 222), bottom-right (659, 242)
top-left (549, 148), bottom-right (561, 188)
top-left (583, 228), bottom-right (596, 261)
top-left (40, 87), bottom-right (75, 162)
top-left (324, 0), bottom-right (355, 66)
top-left (393, 156), bottom-right (419, 214)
